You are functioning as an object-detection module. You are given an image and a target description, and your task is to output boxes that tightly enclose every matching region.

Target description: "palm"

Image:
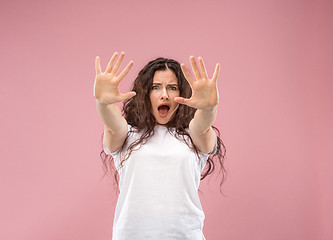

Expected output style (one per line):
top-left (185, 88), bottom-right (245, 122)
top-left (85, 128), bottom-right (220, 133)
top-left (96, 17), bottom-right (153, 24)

top-left (188, 77), bottom-right (219, 109)
top-left (95, 72), bottom-right (124, 104)
top-left (175, 56), bottom-right (220, 110)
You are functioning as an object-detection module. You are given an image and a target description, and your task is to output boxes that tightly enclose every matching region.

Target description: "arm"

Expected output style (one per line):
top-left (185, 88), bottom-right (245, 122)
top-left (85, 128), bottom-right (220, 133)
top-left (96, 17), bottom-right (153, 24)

top-left (189, 107), bottom-right (217, 154)
top-left (94, 52), bottom-right (136, 152)
top-left (96, 101), bottom-right (129, 152)
top-left (175, 56), bottom-right (220, 154)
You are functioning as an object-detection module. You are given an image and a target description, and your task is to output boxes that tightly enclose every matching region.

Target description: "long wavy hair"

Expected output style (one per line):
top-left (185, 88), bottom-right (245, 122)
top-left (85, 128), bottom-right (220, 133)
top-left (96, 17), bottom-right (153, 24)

top-left (100, 57), bottom-right (226, 194)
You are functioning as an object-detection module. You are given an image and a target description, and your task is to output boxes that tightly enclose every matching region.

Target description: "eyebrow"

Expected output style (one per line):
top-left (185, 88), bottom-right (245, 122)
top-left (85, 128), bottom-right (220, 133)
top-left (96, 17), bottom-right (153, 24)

top-left (152, 83), bottom-right (178, 86)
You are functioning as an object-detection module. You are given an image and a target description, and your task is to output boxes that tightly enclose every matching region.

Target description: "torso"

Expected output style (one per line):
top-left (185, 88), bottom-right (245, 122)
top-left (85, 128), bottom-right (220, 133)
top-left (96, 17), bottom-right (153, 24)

top-left (104, 125), bottom-right (209, 240)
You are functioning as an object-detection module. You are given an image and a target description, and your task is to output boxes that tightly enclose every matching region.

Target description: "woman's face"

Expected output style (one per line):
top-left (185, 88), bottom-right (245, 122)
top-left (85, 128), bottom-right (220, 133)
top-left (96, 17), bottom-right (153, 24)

top-left (149, 69), bottom-right (180, 125)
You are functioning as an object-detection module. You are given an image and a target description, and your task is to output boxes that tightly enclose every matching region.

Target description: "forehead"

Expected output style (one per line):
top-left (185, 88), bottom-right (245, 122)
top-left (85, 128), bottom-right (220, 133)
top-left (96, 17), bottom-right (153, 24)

top-left (152, 70), bottom-right (178, 84)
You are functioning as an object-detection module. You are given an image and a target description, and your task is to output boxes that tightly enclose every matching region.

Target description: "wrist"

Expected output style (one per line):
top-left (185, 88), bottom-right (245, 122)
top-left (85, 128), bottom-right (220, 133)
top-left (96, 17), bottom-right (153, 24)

top-left (95, 98), bottom-right (114, 107)
top-left (198, 104), bottom-right (218, 112)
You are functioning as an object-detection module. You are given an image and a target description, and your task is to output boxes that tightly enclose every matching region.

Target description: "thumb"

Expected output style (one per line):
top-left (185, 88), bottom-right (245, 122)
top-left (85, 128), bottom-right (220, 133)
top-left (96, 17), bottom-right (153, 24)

top-left (174, 97), bottom-right (192, 106)
top-left (120, 91), bottom-right (136, 101)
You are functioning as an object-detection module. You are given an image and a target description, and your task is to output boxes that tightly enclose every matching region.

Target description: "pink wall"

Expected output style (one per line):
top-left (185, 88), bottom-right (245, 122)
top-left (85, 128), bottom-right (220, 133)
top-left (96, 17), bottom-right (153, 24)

top-left (1, 0), bottom-right (332, 239)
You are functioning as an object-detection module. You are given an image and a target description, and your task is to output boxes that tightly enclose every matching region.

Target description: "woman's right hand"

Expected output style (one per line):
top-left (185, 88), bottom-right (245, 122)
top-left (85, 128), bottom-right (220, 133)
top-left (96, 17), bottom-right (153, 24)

top-left (94, 52), bottom-right (136, 105)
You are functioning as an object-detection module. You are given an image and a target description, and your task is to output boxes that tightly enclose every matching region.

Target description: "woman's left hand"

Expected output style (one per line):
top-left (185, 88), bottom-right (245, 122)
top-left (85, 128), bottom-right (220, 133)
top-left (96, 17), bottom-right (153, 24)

top-left (174, 56), bottom-right (220, 110)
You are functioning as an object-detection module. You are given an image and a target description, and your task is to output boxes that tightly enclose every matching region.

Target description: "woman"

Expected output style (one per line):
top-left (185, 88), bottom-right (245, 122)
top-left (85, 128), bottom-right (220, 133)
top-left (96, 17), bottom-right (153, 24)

top-left (94, 52), bottom-right (226, 240)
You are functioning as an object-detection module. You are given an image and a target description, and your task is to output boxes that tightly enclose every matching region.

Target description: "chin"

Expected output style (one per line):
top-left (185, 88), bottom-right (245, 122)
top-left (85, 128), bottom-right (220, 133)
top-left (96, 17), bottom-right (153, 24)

top-left (156, 119), bottom-right (169, 125)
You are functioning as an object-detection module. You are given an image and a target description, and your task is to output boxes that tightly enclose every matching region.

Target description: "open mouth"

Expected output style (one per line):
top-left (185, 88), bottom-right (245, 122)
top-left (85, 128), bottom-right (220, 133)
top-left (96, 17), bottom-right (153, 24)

top-left (158, 104), bottom-right (170, 117)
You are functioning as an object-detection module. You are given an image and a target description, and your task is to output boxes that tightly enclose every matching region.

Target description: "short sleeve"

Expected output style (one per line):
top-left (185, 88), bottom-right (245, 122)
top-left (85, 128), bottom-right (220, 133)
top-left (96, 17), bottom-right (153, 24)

top-left (197, 136), bottom-right (218, 172)
top-left (103, 137), bottom-right (121, 157)
top-left (102, 124), bottom-right (133, 157)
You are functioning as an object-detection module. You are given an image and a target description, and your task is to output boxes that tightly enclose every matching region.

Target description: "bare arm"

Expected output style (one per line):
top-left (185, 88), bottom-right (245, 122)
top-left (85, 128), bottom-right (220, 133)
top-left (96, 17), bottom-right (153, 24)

top-left (188, 107), bottom-right (217, 154)
top-left (94, 52), bottom-right (136, 152)
top-left (175, 56), bottom-right (220, 154)
top-left (96, 101), bottom-right (129, 152)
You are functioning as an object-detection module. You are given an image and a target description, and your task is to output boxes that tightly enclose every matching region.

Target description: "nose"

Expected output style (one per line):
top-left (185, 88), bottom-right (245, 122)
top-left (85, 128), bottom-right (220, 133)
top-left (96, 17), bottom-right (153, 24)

top-left (161, 87), bottom-right (169, 100)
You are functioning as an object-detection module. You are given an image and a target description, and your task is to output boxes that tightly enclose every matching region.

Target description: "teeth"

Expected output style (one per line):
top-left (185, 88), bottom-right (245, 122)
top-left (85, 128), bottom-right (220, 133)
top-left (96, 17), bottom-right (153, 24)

top-left (158, 105), bottom-right (170, 110)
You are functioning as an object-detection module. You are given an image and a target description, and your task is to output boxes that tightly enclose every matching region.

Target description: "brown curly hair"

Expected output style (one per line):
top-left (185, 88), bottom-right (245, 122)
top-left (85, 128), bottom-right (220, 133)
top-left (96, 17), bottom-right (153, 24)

top-left (100, 57), bottom-right (226, 193)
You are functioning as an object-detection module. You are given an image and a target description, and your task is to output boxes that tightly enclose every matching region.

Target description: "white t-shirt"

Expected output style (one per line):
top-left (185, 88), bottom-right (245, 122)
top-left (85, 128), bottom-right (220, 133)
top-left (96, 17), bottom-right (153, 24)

top-left (103, 124), bottom-right (215, 240)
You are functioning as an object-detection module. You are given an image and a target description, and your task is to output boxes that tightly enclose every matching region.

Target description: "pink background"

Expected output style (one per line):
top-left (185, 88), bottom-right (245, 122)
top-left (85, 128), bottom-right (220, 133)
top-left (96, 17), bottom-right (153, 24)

top-left (1, 0), bottom-right (332, 239)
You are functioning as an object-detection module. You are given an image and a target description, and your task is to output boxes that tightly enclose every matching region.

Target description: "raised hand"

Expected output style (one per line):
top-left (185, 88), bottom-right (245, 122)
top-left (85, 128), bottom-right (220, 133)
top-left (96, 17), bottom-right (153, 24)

top-left (174, 56), bottom-right (220, 110)
top-left (94, 52), bottom-right (136, 105)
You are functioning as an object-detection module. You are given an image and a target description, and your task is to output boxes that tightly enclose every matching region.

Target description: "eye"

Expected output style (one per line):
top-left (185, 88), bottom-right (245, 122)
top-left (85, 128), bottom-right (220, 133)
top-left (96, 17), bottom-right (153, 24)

top-left (152, 85), bottom-right (159, 90)
top-left (169, 86), bottom-right (178, 91)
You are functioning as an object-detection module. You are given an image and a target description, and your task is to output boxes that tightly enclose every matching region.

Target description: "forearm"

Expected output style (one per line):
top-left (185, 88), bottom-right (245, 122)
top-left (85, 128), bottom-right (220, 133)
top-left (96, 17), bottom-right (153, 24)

top-left (190, 105), bottom-right (217, 134)
top-left (95, 99), bottom-right (127, 135)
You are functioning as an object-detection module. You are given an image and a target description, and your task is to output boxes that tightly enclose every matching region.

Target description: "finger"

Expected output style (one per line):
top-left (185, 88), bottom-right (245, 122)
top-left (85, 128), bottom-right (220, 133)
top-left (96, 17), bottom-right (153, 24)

top-left (174, 97), bottom-right (193, 107)
top-left (190, 56), bottom-right (201, 80)
top-left (116, 61), bottom-right (134, 83)
top-left (174, 97), bottom-right (187, 104)
top-left (120, 91), bottom-right (136, 101)
top-left (95, 56), bottom-right (102, 74)
top-left (105, 52), bottom-right (119, 73)
top-left (111, 51), bottom-right (125, 75)
top-left (198, 57), bottom-right (208, 79)
top-left (181, 64), bottom-right (195, 86)
top-left (212, 63), bottom-right (220, 83)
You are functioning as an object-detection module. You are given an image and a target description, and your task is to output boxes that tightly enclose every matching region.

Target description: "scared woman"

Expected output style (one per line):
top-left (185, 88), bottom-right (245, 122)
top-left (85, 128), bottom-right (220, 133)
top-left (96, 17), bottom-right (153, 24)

top-left (94, 52), bottom-right (226, 240)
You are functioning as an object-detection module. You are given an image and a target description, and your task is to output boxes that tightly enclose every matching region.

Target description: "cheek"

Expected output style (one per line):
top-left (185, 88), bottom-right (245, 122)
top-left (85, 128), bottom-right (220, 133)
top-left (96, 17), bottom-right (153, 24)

top-left (171, 93), bottom-right (180, 109)
top-left (170, 91), bottom-right (180, 99)
top-left (168, 89), bottom-right (179, 96)
top-left (149, 92), bottom-right (154, 101)
top-left (149, 93), bottom-right (157, 107)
